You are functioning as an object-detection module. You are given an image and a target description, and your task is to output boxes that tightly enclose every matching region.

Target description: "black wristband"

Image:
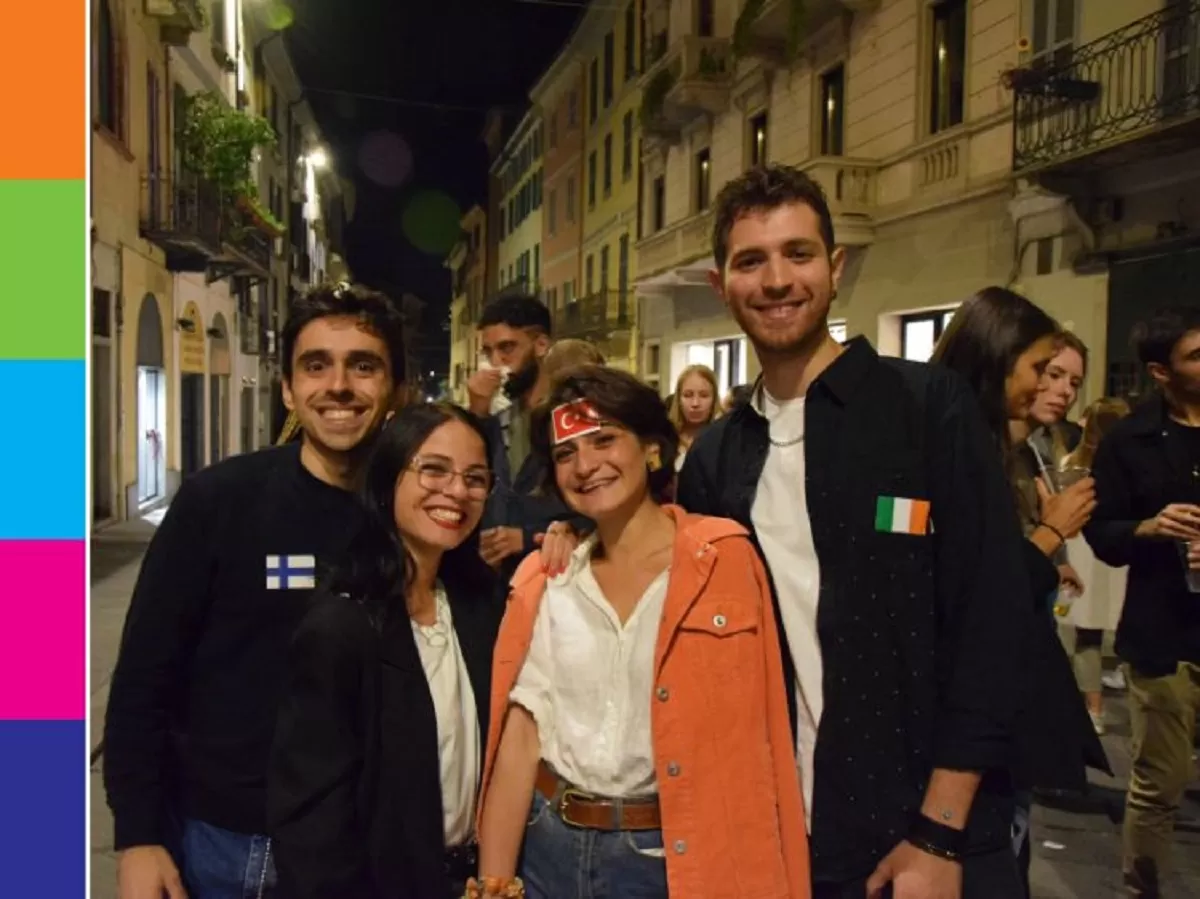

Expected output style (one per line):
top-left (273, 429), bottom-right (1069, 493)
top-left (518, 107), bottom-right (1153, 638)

top-left (907, 812), bottom-right (966, 861)
top-left (1038, 521), bottom-right (1066, 544)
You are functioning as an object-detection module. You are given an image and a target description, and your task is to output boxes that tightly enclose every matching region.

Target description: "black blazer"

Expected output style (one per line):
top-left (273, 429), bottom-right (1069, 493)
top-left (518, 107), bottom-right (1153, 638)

top-left (267, 580), bottom-right (503, 899)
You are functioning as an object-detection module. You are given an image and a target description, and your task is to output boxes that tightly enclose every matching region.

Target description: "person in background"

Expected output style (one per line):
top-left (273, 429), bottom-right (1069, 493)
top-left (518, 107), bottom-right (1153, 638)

top-left (465, 294), bottom-right (586, 581)
top-left (723, 383), bottom-right (754, 413)
top-left (269, 404), bottom-right (501, 899)
top-left (1084, 307), bottom-right (1200, 899)
top-left (540, 337), bottom-right (605, 383)
top-left (666, 363), bottom-right (720, 471)
top-left (1028, 332), bottom-right (1087, 454)
top-left (1057, 397), bottom-right (1131, 733)
top-left (1012, 334), bottom-right (1088, 598)
top-left (473, 365), bottom-right (808, 899)
top-left (930, 287), bottom-right (1109, 898)
top-left (104, 283), bottom-right (406, 899)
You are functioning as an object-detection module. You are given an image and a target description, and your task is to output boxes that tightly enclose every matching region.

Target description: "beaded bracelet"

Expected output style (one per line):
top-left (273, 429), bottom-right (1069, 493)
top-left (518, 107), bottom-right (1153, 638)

top-left (462, 875), bottom-right (526, 899)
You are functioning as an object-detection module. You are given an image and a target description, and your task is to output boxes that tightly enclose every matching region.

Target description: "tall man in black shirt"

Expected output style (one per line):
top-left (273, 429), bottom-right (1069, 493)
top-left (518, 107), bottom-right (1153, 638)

top-left (103, 283), bottom-right (406, 899)
top-left (677, 166), bottom-right (1029, 899)
top-left (1085, 307), bottom-right (1200, 898)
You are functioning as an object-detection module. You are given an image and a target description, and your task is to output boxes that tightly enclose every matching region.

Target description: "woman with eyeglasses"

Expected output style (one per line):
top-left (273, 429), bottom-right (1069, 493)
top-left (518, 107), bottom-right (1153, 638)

top-left (268, 403), bottom-right (503, 899)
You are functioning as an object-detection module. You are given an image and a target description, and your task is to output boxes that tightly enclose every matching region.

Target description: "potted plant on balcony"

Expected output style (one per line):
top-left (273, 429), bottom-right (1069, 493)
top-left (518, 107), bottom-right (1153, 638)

top-left (179, 91), bottom-right (278, 240)
top-left (236, 194), bottom-right (286, 238)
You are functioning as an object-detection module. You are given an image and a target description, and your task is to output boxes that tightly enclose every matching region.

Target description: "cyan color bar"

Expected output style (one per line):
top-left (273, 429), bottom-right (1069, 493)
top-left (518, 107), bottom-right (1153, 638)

top-left (0, 360), bottom-right (85, 539)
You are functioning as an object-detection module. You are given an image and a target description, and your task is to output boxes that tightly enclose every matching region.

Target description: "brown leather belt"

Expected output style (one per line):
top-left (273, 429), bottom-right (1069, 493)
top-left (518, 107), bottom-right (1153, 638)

top-left (535, 760), bottom-right (661, 831)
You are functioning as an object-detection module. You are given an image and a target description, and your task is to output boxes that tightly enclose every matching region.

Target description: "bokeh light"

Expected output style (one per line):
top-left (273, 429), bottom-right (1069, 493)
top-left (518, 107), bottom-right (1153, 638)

top-left (401, 190), bottom-right (462, 256)
top-left (263, 0), bottom-right (295, 31)
top-left (357, 130), bottom-right (414, 188)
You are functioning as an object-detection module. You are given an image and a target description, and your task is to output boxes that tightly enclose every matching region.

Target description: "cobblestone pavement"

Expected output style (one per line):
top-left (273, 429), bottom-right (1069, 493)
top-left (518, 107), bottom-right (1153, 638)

top-left (1027, 684), bottom-right (1200, 899)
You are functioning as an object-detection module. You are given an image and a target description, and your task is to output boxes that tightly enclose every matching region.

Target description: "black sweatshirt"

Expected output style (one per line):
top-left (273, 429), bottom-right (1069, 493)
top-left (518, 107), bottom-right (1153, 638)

top-left (103, 443), bottom-right (366, 849)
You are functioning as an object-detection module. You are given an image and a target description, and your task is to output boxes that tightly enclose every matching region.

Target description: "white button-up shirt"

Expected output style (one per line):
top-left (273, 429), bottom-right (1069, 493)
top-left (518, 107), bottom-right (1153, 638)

top-left (509, 535), bottom-right (670, 798)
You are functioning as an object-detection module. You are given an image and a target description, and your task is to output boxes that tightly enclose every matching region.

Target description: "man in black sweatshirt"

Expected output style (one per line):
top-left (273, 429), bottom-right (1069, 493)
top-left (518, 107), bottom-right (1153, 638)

top-left (103, 282), bottom-right (406, 899)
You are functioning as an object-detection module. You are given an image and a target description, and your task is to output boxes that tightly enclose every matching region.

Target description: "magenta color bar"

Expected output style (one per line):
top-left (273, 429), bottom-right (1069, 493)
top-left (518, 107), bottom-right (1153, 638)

top-left (0, 540), bottom-right (86, 719)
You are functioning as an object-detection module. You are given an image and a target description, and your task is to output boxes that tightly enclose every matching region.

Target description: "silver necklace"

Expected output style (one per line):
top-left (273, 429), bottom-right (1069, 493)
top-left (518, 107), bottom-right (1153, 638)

top-left (756, 382), bottom-right (806, 448)
top-left (768, 431), bottom-right (805, 448)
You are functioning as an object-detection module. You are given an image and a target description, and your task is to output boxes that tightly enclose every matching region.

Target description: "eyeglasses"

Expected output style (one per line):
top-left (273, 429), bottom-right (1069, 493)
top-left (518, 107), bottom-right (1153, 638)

top-left (410, 457), bottom-right (494, 499)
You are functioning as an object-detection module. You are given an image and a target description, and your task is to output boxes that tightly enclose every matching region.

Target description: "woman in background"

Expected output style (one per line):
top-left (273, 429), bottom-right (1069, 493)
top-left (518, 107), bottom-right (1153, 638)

top-left (667, 364), bottom-right (719, 471)
top-left (931, 286), bottom-right (1109, 898)
top-left (269, 404), bottom-right (502, 899)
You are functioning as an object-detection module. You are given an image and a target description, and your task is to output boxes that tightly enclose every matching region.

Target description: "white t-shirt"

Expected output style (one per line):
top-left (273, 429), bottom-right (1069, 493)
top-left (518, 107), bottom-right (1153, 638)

top-left (749, 388), bottom-right (823, 829)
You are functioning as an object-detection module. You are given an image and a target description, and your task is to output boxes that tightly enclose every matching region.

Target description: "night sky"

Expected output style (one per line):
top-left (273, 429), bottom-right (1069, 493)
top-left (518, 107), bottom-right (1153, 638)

top-left (281, 0), bottom-right (582, 378)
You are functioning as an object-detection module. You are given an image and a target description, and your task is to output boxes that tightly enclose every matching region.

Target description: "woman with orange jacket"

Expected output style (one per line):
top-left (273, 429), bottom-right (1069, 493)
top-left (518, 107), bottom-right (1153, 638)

top-left (468, 365), bottom-right (809, 899)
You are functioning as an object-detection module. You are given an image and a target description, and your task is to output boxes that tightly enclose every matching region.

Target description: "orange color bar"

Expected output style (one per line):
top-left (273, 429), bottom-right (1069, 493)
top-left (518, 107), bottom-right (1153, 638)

top-left (0, 0), bottom-right (85, 179)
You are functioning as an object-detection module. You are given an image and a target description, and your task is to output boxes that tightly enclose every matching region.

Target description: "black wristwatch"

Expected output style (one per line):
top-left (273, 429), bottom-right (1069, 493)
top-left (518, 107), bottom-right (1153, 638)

top-left (907, 811), bottom-right (966, 862)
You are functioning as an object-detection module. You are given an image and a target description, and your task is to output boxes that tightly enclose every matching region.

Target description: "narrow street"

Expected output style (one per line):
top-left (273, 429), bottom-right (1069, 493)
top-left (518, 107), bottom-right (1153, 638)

top-left (88, 524), bottom-right (1200, 898)
top-left (90, 516), bottom-right (161, 899)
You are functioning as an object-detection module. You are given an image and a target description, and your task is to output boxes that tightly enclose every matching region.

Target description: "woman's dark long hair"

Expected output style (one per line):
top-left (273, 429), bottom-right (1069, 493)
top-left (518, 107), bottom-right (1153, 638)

top-left (325, 402), bottom-right (496, 629)
top-left (930, 286), bottom-right (1060, 452)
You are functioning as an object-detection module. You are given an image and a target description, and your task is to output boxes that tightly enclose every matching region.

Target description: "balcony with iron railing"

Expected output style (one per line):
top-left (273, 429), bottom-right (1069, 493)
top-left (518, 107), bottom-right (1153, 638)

top-left (553, 290), bottom-right (632, 342)
top-left (140, 171), bottom-right (224, 271)
top-left (639, 36), bottom-right (733, 143)
top-left (140, 171), bottom-right (273, 281)
top-left (1011, 0), bottom-right (1200, 175)
top-left (144, 0), bottom-right (206, 47)
top-left (494, 276), bottom-right (538, 301)
top-left (222, 207), bottom-right (273, 278)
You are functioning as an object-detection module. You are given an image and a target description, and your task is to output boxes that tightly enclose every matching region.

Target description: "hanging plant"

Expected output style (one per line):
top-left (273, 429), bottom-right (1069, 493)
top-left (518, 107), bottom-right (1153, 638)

top-left (237, 194), bottom-right (286, 237)
top-left (179, 91), bottom-right (277, 200)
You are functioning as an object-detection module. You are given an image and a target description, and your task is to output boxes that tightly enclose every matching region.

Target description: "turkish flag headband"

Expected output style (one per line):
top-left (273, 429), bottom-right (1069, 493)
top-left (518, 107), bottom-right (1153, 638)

top-left (551, 399), bottom-right (604, 446)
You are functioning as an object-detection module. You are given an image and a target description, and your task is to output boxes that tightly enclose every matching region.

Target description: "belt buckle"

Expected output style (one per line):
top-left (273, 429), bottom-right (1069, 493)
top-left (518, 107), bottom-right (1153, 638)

top-left (557, 786), bottom-right (590, 828)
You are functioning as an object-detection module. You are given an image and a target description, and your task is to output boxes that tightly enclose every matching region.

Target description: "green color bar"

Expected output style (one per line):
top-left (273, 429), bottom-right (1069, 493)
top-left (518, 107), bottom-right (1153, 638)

top-left (0, 180), bottom-right (85, 359)
top-left (874, 495), bottom-right (893, 532)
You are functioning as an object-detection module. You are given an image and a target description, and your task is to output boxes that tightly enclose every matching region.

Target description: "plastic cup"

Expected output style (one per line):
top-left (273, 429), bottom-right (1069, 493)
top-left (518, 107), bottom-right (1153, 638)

top-left (1177, 541), bottom-right (1200, 593)
top-left (1049, 466), bottom-right (1090, 493)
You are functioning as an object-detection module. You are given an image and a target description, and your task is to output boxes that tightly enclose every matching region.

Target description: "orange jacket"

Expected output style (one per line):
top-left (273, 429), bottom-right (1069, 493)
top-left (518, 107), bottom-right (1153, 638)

top-left (478, 506), bottom-right (811, 898)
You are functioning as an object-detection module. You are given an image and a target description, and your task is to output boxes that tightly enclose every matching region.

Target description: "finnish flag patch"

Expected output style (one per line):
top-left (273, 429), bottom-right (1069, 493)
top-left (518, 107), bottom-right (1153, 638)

top-left (266, 554), bottom-right (316, 590)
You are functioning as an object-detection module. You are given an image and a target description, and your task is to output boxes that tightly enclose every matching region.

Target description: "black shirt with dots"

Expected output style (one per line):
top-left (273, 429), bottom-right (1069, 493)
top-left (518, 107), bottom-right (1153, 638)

top-left (678, 337), bottom-right (1030, 884)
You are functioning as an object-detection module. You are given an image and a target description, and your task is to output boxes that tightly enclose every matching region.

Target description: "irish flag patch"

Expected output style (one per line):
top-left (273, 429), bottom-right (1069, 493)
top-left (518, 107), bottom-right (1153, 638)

top-left (875, 496), bottom-right (931, 535)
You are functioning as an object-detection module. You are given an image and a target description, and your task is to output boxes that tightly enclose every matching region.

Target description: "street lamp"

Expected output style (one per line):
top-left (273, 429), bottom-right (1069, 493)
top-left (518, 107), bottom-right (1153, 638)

top-left (306, 147), bottom-right (328, 169)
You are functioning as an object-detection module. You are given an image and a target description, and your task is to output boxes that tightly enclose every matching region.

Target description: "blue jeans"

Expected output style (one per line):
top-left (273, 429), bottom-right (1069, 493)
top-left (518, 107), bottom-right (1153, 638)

top-left (173, 818), bottom-right (277, 899)
top-left (520, 791), bottom-right (668, 899)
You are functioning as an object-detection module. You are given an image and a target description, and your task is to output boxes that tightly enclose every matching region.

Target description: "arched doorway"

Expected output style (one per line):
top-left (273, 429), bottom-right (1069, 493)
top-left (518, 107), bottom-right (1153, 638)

top-left (136, 294), bottom-right (167, 505)
top-left (209, 312), bottom-right (231, 463)
top-left (178, 301), bottom-right (207, 477)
